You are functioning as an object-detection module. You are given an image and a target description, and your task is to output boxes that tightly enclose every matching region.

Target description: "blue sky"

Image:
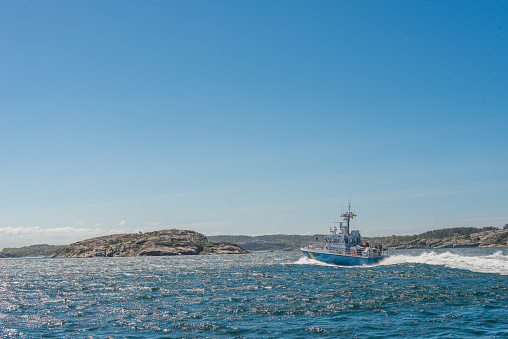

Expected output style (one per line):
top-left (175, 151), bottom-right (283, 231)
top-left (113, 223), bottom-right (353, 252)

top-left (1, 1), bottom-right (507, 248)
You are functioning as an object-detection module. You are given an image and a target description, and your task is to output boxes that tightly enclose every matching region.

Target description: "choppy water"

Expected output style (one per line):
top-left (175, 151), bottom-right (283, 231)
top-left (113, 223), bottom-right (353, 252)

top-left (1, 247), bottom-right (507, 338)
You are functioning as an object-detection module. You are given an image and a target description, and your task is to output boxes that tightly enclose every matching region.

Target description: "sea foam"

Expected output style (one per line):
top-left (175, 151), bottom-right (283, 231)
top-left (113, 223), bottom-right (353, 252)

top-left (378, 250), bottom-right (508, 275)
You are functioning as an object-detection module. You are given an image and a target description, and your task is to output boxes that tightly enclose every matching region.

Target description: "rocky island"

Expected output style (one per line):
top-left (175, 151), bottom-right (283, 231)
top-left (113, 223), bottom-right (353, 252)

top-left (45, 229), bottom-right (250, 258)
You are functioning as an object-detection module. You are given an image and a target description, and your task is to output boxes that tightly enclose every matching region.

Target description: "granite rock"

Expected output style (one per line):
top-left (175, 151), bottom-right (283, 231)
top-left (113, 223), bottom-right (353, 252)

top-left (45, 229), bottom-right (250, 258)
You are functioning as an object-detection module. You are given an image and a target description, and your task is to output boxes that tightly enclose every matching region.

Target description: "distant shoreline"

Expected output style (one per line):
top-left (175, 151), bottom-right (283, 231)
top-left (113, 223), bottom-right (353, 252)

top-left (2, 226), bottom-right (507, 257)
top-left (208, 226), bottom-right (508, 252)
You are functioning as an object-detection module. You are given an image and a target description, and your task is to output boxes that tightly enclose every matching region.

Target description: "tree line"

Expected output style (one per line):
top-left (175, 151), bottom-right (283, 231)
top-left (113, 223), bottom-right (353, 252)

top-left (417, 226), bottom-right (498, 239)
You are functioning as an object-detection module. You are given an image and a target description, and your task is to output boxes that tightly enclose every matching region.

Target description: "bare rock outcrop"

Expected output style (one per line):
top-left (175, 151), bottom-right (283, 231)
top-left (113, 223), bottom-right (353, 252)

top-left (45, 229), bottom-right (250, 258)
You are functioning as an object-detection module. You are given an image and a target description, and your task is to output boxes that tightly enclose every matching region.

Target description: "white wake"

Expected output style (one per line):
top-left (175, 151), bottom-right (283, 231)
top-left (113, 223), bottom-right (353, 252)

top-left (378, 250), bottom-right (508, 275)
top-left (294, 256), bottom-right (336, 267)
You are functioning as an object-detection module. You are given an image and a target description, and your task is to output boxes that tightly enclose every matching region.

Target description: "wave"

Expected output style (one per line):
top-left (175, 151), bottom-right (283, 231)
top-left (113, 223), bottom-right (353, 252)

top-left (378, 250), bottom-right (508, 275)
top-left (294, 256), bottom-right (337, 267)
top-left (295, 251), bottom-right (508, 275)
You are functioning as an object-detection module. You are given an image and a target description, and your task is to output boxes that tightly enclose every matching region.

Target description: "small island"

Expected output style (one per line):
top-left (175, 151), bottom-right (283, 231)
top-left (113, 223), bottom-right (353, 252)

top-left (45, 229), bottom-right (249, 258)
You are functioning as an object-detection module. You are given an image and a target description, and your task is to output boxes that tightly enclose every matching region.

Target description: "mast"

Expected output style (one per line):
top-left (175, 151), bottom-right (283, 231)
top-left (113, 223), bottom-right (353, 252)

top-left (340, 200), bottom-right (356, 235)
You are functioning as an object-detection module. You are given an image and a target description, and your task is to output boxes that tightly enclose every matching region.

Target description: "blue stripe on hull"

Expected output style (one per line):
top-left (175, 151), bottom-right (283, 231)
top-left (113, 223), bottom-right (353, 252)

top-left (303, 251), bottom-right (383, 266)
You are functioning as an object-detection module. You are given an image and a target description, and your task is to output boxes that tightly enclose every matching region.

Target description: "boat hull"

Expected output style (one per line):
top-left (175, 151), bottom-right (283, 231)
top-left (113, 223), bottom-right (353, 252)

top-left (302, 250), bottom-right (384, 266)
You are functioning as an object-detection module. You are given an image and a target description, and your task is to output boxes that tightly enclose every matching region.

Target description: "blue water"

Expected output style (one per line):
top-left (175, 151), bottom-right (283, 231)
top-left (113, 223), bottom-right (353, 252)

top-left (1, 248), bottom-right (507, 338)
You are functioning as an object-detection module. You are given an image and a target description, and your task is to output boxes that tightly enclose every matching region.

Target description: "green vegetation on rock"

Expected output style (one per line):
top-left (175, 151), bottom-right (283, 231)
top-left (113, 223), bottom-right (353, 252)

top-left (417, 226), bottom-right (498, 239)
top-left (365, 226), bottom-right (508, 249)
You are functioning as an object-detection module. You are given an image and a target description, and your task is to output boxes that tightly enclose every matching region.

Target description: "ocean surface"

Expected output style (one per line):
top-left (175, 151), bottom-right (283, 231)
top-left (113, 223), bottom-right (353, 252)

top-left (1, 247), bottom-right (507, 338)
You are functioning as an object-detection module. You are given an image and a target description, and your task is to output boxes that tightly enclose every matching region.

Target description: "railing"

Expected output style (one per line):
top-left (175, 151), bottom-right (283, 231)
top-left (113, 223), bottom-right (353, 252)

top-left (302, 242), bottom-right (383, 258)
top-left (302, 240), bottom-right (393, 259)
top-left (302, 242), bottom-right (328, 251)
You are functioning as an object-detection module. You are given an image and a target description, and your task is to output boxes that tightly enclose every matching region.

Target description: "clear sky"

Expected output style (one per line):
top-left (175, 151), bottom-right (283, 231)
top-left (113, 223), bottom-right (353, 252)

top-left (1, 0), bottom-right (507, 249)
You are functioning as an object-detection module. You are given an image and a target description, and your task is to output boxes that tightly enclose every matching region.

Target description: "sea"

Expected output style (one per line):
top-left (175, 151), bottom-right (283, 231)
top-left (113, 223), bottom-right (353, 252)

top-left (1, 247), bottom-right (507, 338)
